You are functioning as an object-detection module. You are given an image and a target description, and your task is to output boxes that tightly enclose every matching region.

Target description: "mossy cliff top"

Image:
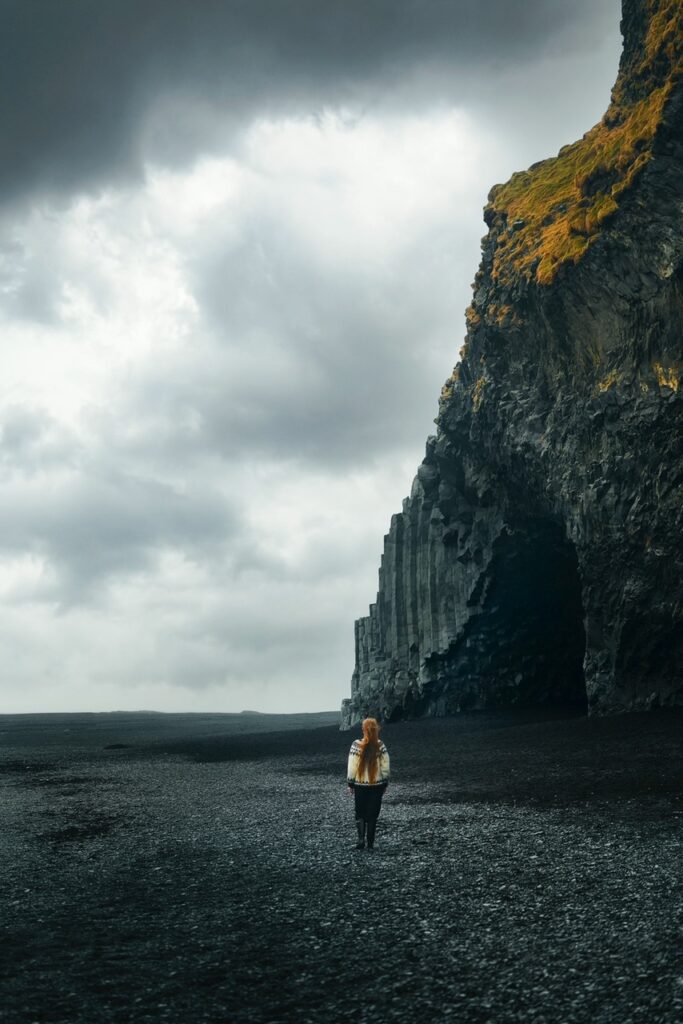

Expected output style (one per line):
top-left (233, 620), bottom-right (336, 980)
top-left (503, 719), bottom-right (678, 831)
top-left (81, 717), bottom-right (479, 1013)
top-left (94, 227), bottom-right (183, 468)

top-left (485, 0), bottom-right (682, 288)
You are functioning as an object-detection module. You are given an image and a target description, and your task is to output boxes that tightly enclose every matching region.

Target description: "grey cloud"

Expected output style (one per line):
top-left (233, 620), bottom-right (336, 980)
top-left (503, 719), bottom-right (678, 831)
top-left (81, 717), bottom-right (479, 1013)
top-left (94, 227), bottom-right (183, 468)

top-left (0, 463), bottom-right (240, 606)
top-left (2, 0), bottom-right (620, 207)
top-left (96, 303), bottom-right (452, 472)
top-left (90, 215), bottom-right (479, 472)
top-left (0, 406), bottom-right (79, 473)
top-left (0, 224), bottom-right (76, 324)
top-left (149, 585), bottom-right (354, 694)
top-left (123, 616), bottom-right (349, 696)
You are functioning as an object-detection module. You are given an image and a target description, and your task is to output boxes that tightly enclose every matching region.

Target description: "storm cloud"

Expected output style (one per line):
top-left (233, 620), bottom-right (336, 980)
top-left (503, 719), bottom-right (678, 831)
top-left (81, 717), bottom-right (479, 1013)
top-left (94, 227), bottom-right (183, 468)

top-left (0, 1), bottom-right (622, 712)
top-left (3, 0), bottom-right (619, 205)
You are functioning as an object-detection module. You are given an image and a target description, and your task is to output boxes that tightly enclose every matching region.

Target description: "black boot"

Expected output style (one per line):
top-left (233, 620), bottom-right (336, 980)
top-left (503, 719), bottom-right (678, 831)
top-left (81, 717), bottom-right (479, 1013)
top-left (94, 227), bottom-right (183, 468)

top-left (366, 818), bottom-right (377, 850)
top-left (355, 818), bottom-right (366, 849)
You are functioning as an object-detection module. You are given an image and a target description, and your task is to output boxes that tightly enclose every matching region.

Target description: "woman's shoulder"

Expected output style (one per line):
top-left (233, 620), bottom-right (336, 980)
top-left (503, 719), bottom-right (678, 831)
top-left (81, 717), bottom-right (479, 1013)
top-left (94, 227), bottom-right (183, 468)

top-left (379, 741), bottom-right (388, 752)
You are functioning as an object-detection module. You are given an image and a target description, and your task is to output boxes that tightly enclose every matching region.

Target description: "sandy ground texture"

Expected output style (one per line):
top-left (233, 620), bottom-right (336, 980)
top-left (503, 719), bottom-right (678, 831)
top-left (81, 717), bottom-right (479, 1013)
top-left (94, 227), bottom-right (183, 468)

top-left (1, 708), bottom-right (682, 1024)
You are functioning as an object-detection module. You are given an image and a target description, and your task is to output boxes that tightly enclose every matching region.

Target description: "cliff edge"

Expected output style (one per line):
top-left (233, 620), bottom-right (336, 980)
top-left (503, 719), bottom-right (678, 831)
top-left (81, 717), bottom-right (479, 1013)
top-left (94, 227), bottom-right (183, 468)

top-left (342, 0), bottom-right (683, 728)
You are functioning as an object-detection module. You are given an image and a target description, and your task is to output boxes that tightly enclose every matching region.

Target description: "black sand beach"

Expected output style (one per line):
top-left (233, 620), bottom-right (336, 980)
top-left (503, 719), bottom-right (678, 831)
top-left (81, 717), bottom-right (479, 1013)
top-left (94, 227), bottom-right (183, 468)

top-left (1, 708), bottom-right (682, 1024)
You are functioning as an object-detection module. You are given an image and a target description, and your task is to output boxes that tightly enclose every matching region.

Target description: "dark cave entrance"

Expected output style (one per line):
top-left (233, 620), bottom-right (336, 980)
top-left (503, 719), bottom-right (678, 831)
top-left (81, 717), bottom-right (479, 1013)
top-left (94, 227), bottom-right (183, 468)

top-left (444, 518), bottom-right (588, 714)
top-left (481, 518), bottom-right (587, 710)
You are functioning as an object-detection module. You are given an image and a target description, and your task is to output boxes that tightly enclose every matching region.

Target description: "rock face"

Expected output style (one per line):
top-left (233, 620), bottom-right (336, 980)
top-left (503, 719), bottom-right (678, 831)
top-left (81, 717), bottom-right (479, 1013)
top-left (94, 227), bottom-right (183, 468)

top-left (342, 0), bottom-right (683, 728)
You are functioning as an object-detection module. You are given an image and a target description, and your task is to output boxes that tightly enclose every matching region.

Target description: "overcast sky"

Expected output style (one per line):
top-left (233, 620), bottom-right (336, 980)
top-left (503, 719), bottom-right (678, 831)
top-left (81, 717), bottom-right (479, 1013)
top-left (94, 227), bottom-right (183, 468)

top-left (1, 0), bottom-right (622, 713)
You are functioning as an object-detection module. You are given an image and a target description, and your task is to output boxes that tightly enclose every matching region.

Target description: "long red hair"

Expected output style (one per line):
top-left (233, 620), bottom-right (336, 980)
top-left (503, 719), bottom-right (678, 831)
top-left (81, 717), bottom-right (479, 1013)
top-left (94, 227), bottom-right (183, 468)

top-left (356, 717), bottom-right (381, 783)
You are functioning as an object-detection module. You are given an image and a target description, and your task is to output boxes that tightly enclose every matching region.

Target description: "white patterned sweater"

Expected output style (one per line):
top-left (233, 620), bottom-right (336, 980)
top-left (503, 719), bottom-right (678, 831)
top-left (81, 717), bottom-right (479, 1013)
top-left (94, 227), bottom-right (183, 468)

top-left (347, 740), bottom-right (391, 786)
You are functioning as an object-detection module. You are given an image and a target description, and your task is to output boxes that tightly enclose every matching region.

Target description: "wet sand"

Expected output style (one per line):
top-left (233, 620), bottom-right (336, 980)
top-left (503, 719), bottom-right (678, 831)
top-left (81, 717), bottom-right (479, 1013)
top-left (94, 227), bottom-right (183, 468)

top-left (1, 708), bottom-right (682, 1023)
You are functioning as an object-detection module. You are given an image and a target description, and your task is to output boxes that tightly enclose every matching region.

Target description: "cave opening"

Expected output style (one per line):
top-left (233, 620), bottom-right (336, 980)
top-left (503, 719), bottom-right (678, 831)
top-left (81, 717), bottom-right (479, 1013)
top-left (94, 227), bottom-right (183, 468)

top-left (395, 516), bottom-right (588, 721)
top-left (418, 515), bottom-right (589, 717)
top-left (471, 517), bottom-right (588, 712)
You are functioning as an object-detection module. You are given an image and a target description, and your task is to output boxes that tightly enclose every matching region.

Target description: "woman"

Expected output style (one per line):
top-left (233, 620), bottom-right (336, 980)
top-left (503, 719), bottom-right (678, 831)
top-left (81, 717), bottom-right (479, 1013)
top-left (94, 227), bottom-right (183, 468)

top-left (347, 717), bottom-right (390, 850)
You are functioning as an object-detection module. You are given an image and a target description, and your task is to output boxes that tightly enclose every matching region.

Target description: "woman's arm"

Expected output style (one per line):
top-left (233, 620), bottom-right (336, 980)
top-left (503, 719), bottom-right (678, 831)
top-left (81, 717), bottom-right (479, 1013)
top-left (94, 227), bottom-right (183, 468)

top-left (347, 743), bottom-right (360, 786)
top-left (380, 744), bottom-right (390, 785)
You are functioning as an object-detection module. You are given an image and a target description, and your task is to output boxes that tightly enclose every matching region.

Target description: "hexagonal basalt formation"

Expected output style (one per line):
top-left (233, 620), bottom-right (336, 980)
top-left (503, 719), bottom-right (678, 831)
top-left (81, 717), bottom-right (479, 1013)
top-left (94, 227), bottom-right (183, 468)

top-left (342, 0), bottom-right (683, 728)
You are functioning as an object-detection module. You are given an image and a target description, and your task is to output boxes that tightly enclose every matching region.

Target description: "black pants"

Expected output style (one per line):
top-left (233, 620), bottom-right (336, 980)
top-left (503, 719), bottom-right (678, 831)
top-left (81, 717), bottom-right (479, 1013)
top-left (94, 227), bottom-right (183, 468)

top-left (353, 785), bottom-right (385, 822)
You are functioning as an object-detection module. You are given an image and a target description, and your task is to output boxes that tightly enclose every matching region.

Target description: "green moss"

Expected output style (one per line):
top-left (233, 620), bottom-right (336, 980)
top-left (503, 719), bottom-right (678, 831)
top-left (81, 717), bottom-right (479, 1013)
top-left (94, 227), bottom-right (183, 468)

top-left (653, 361), bottom-right (680, 391)
top-left (644, 0), bottom-right (681, 63)
top-left (439, 366), bottom-right (461, 408)
top-left (471, 376), bottom-right (488, 412)
top-left (485, 302), bottom-right (522, 327)
top-left (486, 0), bottom-right (682, 287)
top-left (597, 369), bottom-right (620, 393)
top-left (465, 304), bottom-right (481, 328)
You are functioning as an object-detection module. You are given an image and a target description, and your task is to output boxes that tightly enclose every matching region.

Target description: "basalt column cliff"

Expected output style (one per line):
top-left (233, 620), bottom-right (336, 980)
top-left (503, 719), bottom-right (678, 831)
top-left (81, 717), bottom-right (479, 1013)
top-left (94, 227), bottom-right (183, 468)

top-left (342, 0), bottom-right (683, 728)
